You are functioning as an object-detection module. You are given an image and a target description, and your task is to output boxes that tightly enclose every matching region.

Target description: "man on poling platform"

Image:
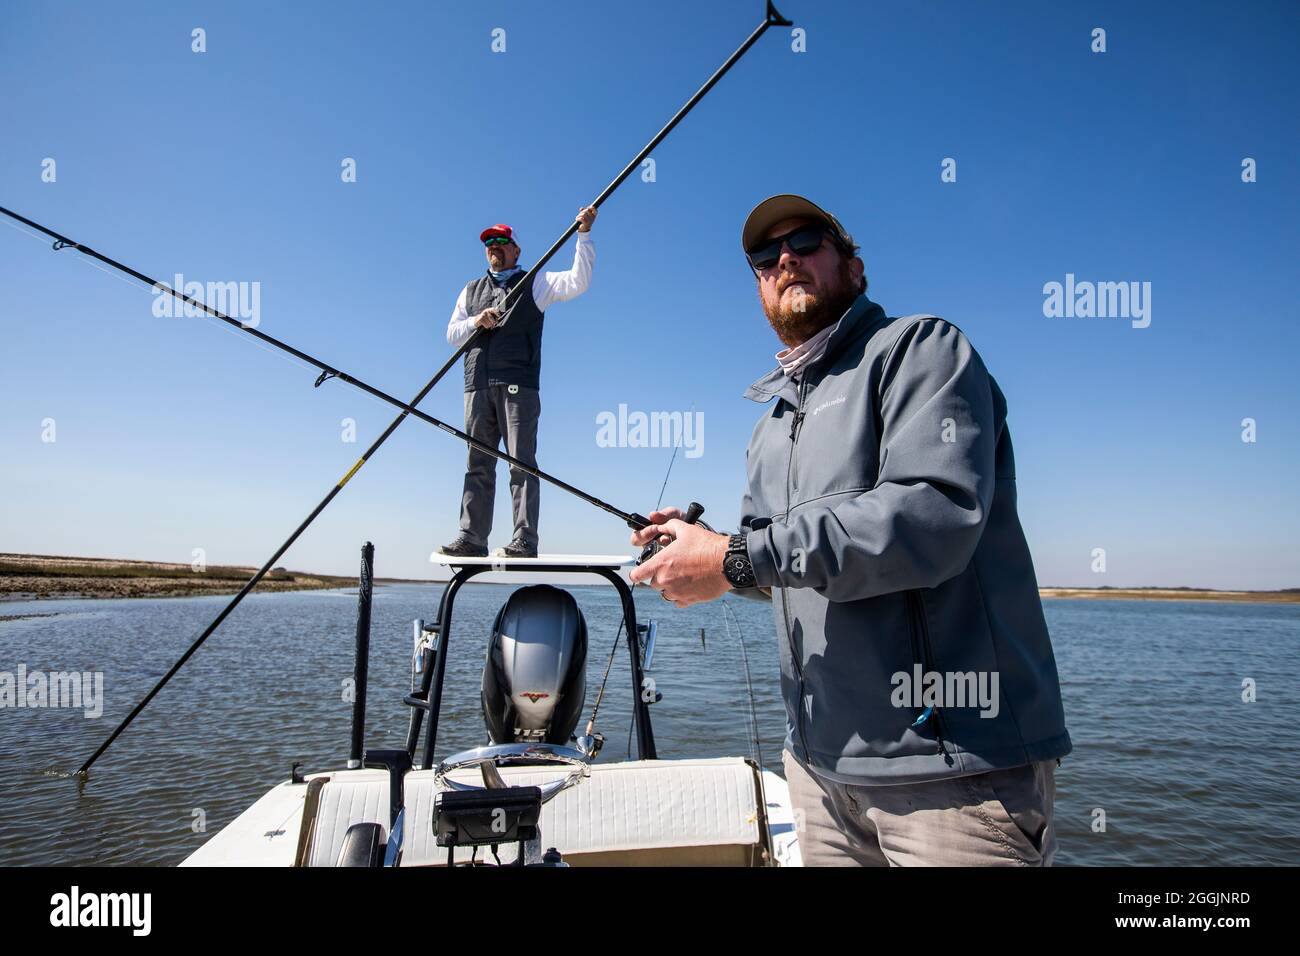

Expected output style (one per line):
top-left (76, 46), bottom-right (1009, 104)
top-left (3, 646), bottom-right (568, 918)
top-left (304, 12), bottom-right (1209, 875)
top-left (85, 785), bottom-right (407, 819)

top-left (437, 206), bottom-right (598, 559)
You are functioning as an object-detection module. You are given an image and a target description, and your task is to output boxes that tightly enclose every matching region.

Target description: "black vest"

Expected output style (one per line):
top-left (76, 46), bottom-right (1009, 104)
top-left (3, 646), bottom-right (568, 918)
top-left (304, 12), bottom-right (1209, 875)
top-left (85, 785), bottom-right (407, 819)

top-left (461, 271), bottom-right (545, 391)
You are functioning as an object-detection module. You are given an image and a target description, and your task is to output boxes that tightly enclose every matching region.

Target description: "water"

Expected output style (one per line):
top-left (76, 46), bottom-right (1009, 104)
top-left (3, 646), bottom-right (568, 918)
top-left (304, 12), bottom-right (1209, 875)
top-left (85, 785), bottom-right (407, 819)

top-left (1, 586), bottom-right (1297, 865)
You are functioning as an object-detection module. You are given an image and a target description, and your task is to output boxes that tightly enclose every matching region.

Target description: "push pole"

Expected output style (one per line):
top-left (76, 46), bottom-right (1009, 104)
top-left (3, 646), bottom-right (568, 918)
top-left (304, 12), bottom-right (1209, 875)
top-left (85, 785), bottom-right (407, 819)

top-left (70, 1), bottom-right (792, 776)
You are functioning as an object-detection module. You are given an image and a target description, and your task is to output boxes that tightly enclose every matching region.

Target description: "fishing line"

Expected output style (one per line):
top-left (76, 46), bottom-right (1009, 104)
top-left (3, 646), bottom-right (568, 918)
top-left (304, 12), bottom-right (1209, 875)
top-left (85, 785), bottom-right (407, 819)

top-left (2, 215), bottom-right (320, 380)
top-left (582, 614), bottom-right (626, 744)
top-left (719, 597), bottom-right (771, 844)
top-left (720, 598), bottom-right (765, 771)
top-left (653, 402), bottom-right (694, 512)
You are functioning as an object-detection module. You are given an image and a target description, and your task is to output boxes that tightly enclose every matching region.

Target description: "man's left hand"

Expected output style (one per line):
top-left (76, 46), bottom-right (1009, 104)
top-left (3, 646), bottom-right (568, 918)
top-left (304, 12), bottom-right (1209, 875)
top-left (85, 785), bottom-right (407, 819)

top-left (576, 206), bottom-right (597, 233)
top-left (628, 519), bottom-right (732, 607)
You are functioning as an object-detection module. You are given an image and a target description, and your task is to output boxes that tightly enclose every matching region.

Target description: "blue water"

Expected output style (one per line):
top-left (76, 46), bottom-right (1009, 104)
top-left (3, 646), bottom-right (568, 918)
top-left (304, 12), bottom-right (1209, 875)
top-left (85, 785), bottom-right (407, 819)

top-left (0, 585), bottom-right (1296, 865)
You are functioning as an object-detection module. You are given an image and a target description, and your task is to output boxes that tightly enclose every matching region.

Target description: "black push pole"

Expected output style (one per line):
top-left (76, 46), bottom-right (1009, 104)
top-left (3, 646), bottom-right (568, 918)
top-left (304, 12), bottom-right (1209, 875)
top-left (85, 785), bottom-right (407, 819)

top-left (77, 386), bottom-right (428, 775)
top-left (348, 542), bottom-right (375, 769)
top-left (490, 0), bottom-right (793, 329)
top-left (0, 1), bottom-right (792, 525)
top-left (68, 1), bottom-right (791, 775)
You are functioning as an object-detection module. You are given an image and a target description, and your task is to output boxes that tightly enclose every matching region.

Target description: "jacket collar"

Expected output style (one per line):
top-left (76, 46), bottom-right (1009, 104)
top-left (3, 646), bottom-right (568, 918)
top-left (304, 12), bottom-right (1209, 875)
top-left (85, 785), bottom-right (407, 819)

top-left (743, 295), bottom-right (888, 404)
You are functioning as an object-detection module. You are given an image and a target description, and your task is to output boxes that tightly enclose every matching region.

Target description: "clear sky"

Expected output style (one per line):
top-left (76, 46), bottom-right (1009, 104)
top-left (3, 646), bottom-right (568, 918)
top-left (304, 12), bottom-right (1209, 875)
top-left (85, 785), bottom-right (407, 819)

top-left (1, 1), bottom-right (1297, 589)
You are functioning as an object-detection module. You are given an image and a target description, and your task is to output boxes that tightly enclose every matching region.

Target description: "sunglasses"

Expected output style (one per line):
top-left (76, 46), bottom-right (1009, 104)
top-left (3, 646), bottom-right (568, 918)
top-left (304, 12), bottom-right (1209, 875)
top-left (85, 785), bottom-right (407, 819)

top-left (484, 236), bottom-right (513, 247)
top-left (746, 224), bottom-right (833, 271)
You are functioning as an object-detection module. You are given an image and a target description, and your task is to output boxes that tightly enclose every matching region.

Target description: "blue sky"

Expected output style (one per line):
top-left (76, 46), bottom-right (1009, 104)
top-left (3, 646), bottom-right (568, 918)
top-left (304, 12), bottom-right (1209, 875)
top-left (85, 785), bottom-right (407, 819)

top-left (1, 0), bottom-right (1297, 589)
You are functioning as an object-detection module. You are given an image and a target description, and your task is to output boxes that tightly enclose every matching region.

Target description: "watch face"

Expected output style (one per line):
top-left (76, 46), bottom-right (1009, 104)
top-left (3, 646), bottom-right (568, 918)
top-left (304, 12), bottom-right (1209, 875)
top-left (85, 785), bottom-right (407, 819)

top-left (724, 535), bottom-right (754, 588)
top-left (725, 555), bottom-right (755, 588)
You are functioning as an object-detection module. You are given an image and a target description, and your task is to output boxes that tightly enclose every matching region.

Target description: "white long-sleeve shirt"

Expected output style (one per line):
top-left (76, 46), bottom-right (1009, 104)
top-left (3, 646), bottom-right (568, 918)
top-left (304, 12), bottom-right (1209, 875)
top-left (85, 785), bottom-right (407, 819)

top-left (445, 232), bottom-right (594, 347)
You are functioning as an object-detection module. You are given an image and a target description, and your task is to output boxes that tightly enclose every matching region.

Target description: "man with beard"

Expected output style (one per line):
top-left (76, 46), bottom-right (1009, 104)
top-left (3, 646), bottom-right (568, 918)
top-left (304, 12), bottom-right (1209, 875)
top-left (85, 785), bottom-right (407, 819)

top-left (629, 194), bottom-right (1071, 865)
top-left (438, 207), bottom-right (597, 559)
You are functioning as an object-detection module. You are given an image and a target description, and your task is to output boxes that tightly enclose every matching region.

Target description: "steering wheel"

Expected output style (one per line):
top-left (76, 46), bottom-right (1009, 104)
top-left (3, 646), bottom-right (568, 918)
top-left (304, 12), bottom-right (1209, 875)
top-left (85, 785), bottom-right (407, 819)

top-left (434, 742), bottom-right (591, 804)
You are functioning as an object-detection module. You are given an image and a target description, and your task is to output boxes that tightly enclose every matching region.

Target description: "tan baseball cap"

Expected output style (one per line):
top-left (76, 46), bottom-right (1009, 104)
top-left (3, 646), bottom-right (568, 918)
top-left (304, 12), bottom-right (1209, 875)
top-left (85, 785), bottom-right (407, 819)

top-left (741, 193), bottom-right (856, 255)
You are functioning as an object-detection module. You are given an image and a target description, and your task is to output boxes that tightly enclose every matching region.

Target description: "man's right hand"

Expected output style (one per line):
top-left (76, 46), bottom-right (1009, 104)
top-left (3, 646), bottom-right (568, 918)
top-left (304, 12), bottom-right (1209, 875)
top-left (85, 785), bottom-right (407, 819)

top-left (473, 307), bottom-right (501, 330)
top-left (630, 507), bottom-right (685, 549)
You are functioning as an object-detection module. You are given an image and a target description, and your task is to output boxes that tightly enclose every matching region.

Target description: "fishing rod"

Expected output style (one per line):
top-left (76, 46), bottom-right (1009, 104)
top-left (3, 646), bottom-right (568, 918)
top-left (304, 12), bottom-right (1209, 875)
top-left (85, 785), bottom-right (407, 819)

top-left (0, 205), bottom-right (641, 530)
top-left (0, 0), bottom-right (792, 530)
top-left (49, 1), bottom-right (793, 776)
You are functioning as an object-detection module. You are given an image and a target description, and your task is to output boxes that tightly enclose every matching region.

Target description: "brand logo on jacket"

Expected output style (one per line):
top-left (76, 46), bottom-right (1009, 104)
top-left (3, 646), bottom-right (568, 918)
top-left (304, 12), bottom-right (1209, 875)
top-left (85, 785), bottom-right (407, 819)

top-left (812, 395), bottom-right (846, 416)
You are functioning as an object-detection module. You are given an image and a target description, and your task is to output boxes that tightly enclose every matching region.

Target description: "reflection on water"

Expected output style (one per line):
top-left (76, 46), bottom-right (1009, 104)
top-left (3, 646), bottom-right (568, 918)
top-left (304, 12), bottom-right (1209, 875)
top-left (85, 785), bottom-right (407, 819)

top-left (1, 583), bottom-right (1297, 865)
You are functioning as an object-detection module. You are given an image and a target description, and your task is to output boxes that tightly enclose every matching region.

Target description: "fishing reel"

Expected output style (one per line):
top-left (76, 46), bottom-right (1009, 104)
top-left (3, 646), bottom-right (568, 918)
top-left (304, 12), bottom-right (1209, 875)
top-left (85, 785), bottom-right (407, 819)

top-left (634, 501), bottom-right (712, 565)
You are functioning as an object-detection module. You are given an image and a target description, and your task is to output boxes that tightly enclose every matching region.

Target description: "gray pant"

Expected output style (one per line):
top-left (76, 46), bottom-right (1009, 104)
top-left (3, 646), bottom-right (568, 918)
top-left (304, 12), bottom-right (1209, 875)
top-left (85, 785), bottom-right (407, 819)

top-left (459, 384), bottom-right (541, 549)
top-left (783, 750), bottom-right (1058, 866)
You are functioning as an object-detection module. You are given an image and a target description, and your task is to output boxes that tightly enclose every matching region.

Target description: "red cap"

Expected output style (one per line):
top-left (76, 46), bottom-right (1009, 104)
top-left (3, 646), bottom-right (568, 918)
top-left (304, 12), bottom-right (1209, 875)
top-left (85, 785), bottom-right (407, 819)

top-left (479, 223), bottom-right (516, 243)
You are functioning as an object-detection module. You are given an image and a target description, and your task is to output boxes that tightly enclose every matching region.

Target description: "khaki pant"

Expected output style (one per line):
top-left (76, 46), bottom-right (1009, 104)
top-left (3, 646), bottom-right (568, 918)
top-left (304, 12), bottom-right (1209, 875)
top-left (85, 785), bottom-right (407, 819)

top-left (783, 750), bottom-right (1058, 866)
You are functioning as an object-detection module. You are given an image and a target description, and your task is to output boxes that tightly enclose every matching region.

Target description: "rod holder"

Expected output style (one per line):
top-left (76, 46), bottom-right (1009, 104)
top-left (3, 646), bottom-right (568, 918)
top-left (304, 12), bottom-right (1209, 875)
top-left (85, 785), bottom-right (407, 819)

top-left (348, 542), bottom-right (375, 769)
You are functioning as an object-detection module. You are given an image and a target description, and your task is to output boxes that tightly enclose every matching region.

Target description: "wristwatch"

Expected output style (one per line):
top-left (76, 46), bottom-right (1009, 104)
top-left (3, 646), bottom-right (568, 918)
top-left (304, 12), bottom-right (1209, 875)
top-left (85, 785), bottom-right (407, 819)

top-left (722, 533), bottom-right (756, 589)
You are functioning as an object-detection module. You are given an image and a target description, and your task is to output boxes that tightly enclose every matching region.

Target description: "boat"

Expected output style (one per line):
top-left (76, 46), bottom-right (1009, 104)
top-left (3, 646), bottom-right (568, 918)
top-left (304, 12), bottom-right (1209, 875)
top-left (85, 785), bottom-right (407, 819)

top-left (182, 553), bottom-right (801, 867)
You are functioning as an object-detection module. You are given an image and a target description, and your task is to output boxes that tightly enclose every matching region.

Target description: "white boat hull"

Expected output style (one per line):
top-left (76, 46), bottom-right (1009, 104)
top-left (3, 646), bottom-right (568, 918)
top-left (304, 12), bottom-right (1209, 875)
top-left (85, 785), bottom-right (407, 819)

top-left (183, 757), bottom-right (801, 867)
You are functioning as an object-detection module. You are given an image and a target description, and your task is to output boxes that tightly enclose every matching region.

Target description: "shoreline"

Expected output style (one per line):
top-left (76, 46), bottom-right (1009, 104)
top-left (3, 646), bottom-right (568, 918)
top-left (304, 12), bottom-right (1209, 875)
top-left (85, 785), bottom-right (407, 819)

top-left (0, 553), bottom-right (362, 602)
top-left (2, 553), bottom-right (1297, 604)
top-left (1039, 587), bottom-right (1300, 604)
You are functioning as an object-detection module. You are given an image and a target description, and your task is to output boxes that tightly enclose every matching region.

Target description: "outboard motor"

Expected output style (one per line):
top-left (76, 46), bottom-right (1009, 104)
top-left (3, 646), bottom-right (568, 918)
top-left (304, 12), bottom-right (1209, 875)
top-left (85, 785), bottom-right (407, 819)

top-left (482, 585), bottom-right (587, 745)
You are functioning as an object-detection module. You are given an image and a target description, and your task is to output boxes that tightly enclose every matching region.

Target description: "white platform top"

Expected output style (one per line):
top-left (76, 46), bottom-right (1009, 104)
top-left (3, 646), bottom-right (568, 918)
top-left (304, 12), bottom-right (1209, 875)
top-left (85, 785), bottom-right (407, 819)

top-left (429, 552), bottom-right (634, 568)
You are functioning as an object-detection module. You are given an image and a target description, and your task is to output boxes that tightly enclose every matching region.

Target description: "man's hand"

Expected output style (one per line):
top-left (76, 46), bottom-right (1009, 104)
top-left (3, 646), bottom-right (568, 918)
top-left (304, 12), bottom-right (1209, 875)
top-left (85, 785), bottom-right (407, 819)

top-left (575, 205), bottom-right (597, 233)
top-left (629, 510), bottom-right (732, 608)
top-left (629, 507), bottom-right (683, 549)
top-left (473, 307), bottom-right (501, 330)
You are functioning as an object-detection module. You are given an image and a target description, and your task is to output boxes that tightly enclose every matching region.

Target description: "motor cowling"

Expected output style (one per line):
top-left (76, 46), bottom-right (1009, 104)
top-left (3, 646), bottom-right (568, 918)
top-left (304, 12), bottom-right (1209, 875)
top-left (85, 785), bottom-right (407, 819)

top-left (481, 585), bottom-right (587, 745)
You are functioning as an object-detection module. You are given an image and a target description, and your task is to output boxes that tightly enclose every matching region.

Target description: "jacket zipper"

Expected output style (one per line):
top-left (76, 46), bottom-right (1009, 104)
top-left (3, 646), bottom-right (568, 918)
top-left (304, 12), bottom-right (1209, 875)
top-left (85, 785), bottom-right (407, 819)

top-left (907, 590), bottom-right (953, 765)
top-left (782, 379), bottom-right (813, 762)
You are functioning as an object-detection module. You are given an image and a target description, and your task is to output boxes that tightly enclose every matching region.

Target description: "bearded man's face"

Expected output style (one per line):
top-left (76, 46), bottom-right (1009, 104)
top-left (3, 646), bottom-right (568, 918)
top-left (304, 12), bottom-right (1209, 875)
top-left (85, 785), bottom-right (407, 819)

top-left (754, 216), bottom-right (864, 348)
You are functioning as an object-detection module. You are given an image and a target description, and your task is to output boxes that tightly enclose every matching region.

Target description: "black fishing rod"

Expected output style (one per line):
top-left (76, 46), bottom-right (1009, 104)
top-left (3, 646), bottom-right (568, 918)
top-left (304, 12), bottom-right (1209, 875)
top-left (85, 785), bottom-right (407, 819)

top-left (6, 228), bottom-right (643, 533)
top-left (0, 0), bottom-right (792, 529)
top-left (46, 1), bottom-right (792, 776)
top-left (0, 203), bottom-right (648, 529)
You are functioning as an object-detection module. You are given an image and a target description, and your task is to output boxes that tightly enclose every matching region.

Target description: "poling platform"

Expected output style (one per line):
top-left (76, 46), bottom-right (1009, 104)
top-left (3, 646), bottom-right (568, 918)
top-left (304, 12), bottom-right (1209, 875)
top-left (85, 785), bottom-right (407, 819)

top-left (429, 553), bottom-right (634, 568)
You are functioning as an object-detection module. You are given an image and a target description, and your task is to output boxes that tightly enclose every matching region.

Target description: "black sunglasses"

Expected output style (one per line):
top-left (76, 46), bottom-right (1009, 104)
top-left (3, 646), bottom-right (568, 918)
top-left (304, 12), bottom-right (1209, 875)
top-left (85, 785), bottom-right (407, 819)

top-left (484, 236), bottom-right (513, 247)
top-left (745, 224), bottom-right (833, 271)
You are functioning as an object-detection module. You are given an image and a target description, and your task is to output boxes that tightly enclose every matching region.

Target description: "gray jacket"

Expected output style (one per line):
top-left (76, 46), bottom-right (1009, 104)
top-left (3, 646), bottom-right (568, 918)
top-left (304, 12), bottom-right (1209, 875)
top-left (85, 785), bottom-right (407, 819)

top-left (739, 294), bottom-right (1071, 784)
